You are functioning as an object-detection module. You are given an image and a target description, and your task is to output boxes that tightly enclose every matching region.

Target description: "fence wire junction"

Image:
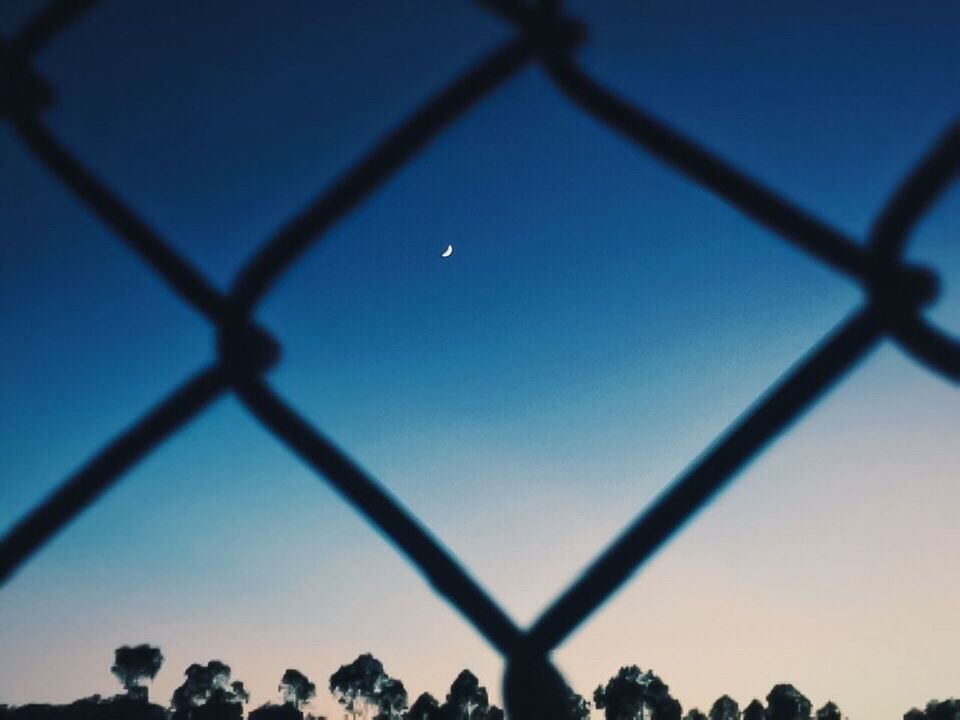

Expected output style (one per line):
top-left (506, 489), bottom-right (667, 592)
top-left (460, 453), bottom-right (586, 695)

top-left (2, 2), bottom-right (959, 718)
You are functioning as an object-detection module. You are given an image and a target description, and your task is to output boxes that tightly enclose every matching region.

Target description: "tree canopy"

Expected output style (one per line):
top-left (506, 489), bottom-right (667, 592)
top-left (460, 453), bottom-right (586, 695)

top-left (329, 654), bottom-right (407, 720)
top-left (171, 660), bottom-right (249, 720)
top-left (743, 700), bottom-right (766, 720)
top-left (407, 693), bottom-right (440, 720)
top-left (710, 696), bottom-right (739, 720)
top-left (279, 670), bottom-right (316, 711)
top-left (2, 643), bottom-right (955, 720)
top-left (766, 685), bottom-right (812, 720)
top-left (110, 644), bottom-right (164, 700)
top-left (594, 666), bottom-right (678, 720)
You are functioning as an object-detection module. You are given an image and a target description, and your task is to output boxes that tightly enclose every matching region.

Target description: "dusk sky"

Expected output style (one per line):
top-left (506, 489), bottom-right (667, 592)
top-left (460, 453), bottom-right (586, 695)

top-left (1, 2), bottom-right (958, 719)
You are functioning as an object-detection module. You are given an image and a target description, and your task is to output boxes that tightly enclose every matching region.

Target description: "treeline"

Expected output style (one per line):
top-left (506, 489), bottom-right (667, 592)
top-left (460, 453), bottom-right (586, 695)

top-left (588, 667), bottom-right (956, 720)
top-left (0, 644), bottom-right (955, 720)
top-left (0, 645), bottom-right (499, 720)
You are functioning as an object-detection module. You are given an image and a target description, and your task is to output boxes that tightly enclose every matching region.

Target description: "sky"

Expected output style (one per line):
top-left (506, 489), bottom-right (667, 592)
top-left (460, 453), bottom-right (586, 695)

top-left (1, 1), bottom-right (959, 718)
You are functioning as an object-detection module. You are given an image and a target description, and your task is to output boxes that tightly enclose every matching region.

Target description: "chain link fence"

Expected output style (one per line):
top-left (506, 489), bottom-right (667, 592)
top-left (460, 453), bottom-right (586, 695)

top-left (2, 2), bottom-right (959, 717)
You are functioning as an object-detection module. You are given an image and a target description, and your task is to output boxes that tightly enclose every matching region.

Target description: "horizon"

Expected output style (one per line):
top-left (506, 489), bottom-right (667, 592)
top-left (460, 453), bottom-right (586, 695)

top-left (0, 643), bottom-right (941, 719)
top-left (2, 1), bottom-right (958, 719)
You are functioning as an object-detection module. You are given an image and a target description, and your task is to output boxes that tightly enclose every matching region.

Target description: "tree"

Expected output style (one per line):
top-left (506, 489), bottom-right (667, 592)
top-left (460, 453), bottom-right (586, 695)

top-left (444, 670), bottom-right (488, 720)
top-left (329, 654), bottom-right (406, 720)
top-left (431, 670), bottom-right (505, 720)
top-left (657, 698), bottom-right (683, 720)
top-left (330, 654), bottom-right (384, 719)
top-left (644, 673), bottom-right (676, 720)
top-left (743, 700), bottom-right (765, 720)
top-left (765, 685), bottom-right (811, 720)
top-left (231, 681), bottom-right (250, 705)
top-left (710, 696), bottom-right (739, 720)
top-left (567, 687), bottom-right (591, 720)
top-left (280, 670), bottom-right (316, 711)
top-left (925, 700), bottom-right (960, 720)
top-left (171, 660), bottom-right (248, 720)
top-left (595, 666), bottom-right (678, 720)
top-left (594, 666), bottom-right (646, 720)
top-left (815, 702), bottom-right (840, 720)
top-left (408, 693), bottom-right (441, 720)
top-left (111, 644), bottom-right (164, 701)
top-left (685, 710), bottom-right (708, 720)
top-left (374, 677), bottom-right (407, 720)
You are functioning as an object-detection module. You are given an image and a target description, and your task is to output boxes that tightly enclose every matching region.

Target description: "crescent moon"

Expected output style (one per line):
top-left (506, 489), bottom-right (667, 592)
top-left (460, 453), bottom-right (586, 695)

top-left (441, 244), bottom-right (454, 258)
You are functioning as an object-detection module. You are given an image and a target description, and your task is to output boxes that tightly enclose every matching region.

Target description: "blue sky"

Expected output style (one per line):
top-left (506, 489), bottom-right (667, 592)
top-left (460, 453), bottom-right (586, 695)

top-left (2, 2), bottom-right (958, 718)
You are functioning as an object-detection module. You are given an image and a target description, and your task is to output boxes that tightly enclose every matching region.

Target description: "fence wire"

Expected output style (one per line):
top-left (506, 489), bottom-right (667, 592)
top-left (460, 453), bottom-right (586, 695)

top-left (2, 2), bottom-right (958, 718)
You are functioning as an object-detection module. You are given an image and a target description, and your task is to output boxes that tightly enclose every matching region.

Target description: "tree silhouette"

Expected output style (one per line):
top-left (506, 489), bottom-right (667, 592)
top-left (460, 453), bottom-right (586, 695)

top-left (766, 685), bottom-right (812, 720)
top-left (925, 700), bottom-right (960, 720)
top-left (658, 698), bottom-right (683, 720)
top-left (710, 696), bottom-right (740, 720)
top-left (407, 693), bottom-right (441, 720)
top-left (594, 666), bottom-right (647, 720)
top-left (170, 661), bottom-right (248, 720)
top-left (328, 654), bottom-right (407, 720)
top-left (642, 672), bottom-right (676, 720)
top-left (743, 700), bottom-right (765, 720)
top-left (430, 670), bottom-right (506, 720)
top-left (566, 687), bottom-right (591, 720)
top-left (232, 682), bottom-right (251, 705)
top-left (815, 702), bottom-right (840, 720)
top-left (279, 670), bottom-right (316, 711)
top-left (1, 648), bottom-right (958, 720)
top-left (329, 654), bottom-right (384, 719)
top-left (594, 666), bottom-right (678, 720)
top-left (373, 677), bottom-right (407, 720)
top-left (443, 670), bottom-right (488, 720)
top-left (111, 644), bottom-right (164, 701)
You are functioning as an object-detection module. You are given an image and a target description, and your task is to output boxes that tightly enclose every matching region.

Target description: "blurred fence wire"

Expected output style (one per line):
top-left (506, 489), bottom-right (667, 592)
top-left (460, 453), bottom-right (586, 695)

top-left (2, 2), bottom-right (958, 717)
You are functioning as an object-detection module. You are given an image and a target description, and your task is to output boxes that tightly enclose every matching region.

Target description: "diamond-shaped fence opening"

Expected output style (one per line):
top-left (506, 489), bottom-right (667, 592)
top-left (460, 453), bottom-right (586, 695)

top-left (2, 2), bottom-right (959, 718)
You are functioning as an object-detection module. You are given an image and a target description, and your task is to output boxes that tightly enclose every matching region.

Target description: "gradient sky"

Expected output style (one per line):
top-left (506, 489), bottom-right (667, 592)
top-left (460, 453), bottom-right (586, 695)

top-left (2, 1), bottom-right (959, 718)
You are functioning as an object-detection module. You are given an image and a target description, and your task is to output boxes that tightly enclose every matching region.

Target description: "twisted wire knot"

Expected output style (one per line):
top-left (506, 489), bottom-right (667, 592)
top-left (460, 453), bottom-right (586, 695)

top-left (216, 316), bottom-right (281, 387)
